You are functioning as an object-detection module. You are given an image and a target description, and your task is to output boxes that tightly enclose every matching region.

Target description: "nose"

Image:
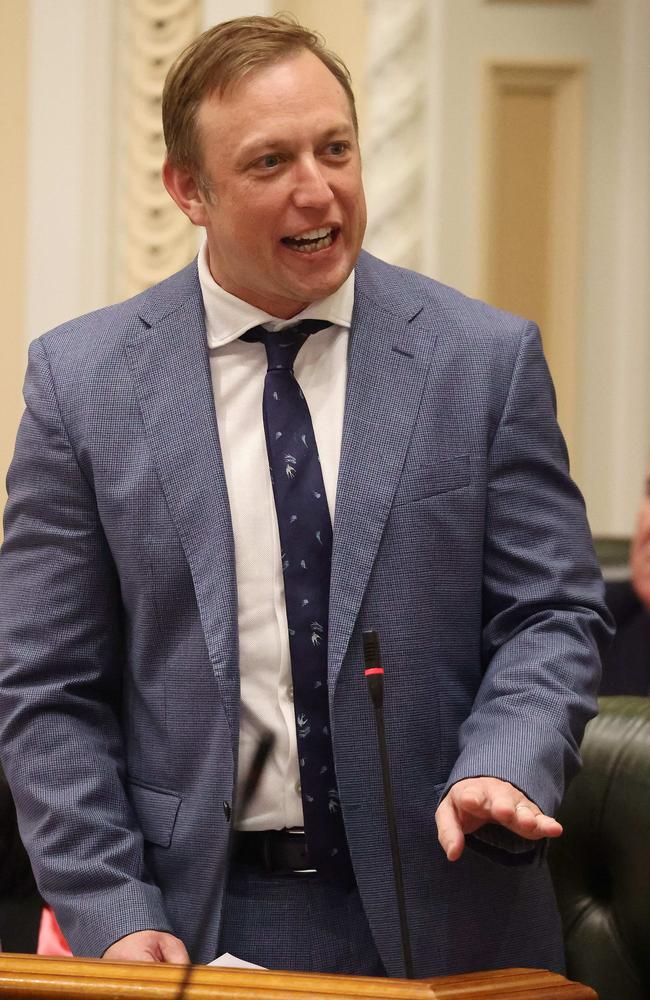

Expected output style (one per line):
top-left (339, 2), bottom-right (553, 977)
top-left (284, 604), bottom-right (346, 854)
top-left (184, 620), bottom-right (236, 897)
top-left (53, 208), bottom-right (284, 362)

top-left (291, 156), bottom-right (334, 210)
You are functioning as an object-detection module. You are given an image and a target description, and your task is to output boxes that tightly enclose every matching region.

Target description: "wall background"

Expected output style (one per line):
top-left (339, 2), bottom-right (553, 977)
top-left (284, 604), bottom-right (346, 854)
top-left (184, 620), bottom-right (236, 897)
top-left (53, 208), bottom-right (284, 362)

top-left (2, 0), bottom-right (648, 539)
top-left (0, 2), bottom-right (29, 523)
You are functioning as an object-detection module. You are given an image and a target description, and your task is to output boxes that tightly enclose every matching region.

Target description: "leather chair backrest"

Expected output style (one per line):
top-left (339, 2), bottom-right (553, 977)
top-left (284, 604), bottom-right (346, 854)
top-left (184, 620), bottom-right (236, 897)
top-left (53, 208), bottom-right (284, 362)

top-left (550, 696), bottom-right (650, 1000)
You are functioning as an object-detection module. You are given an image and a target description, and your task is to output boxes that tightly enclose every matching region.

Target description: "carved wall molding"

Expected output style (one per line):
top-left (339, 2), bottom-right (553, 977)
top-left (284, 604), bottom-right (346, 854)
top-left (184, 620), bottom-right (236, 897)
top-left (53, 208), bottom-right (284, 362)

top-left (362, 0), bottom-right (428, 272)
top-left (114, 0), bottom-right (201, 299)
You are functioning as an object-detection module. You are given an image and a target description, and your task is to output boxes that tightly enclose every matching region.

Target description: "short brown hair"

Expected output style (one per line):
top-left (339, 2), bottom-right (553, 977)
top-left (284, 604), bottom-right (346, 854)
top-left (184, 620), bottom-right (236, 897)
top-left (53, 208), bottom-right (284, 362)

top-left (162, 14), bottom-right (358, 179)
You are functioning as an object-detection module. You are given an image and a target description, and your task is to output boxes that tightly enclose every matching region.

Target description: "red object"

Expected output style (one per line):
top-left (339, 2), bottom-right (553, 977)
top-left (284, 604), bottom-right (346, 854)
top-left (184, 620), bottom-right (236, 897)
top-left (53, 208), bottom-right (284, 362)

top-left (364, 667), bottom-right (384, 676)
top-left (37, 906), bottom-right (72, 956)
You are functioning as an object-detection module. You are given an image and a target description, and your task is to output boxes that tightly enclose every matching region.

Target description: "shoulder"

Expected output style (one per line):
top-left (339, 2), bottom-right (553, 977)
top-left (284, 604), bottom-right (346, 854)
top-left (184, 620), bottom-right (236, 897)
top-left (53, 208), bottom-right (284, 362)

top-left (34, 260), bottom-right (201, 367)
top-left (354, 250), bottom-right (532, 347)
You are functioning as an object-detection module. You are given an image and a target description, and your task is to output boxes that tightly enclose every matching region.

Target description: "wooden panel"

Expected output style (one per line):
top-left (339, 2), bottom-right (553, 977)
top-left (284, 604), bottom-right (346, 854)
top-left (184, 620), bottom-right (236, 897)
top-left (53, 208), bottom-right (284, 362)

top-left (284, 0), bottom-right (368, 131)
top-left (0, 0), bottom-right (29, 538)
top-left (0, 953), bottom-right (597, 999)
top-left (482, 62), bottom-right (586, 462)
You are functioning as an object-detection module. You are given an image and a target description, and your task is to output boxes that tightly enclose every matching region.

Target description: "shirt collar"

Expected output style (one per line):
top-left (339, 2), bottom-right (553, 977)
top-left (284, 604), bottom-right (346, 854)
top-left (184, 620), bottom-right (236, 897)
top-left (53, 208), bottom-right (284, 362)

top-left (197, 237), bottom-right (355, 349)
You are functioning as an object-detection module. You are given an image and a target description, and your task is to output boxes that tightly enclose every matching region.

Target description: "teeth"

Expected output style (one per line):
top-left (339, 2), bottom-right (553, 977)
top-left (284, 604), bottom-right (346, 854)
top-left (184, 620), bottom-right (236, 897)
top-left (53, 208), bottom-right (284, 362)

top-left (291, 227), bottom-right (332, 241)
top-left (283, 227), bottom-right (336, 253)
top-left (293, 234), bottom-right (334, 253)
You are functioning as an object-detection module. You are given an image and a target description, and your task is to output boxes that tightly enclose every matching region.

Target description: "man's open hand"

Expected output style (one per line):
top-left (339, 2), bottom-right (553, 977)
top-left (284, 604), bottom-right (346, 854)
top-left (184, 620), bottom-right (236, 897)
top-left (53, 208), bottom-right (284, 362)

top-left (435, 776), bottom-right (563, 861)
top-left (103, 930), bottom-right (190, 963)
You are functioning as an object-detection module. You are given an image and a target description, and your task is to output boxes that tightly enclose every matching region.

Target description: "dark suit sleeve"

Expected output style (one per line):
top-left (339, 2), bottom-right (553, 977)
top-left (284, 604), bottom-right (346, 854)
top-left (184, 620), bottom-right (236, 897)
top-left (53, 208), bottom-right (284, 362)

top-left (0, 338), bottom-right (173, 955)
top-left (443, 323), bottom-right (613, 861)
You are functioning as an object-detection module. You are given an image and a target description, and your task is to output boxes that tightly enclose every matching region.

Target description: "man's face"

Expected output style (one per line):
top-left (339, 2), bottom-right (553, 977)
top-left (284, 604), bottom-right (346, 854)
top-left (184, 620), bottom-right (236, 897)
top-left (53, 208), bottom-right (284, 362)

top-left (190, 50), bottom-right (366, 318)
top-left (631, 469), bottom-right (650, 611)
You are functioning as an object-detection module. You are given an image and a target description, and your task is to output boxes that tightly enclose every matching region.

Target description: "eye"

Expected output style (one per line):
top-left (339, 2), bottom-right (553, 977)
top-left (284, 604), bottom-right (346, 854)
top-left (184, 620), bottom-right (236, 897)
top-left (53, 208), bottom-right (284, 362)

top-left (254, 153), bottom-right (282, 170)
top-left (327, 141), bottom-right (350, 157)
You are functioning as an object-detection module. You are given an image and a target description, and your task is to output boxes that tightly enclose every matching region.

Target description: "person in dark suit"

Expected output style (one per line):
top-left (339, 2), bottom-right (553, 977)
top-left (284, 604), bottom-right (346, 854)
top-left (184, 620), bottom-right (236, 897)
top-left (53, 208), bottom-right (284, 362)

top-left (0, 15), bottom-right (610, 978)
top-left (601, 470), bottom-right (650, 695)
top-left (0, 764), bottom-right (41, 953)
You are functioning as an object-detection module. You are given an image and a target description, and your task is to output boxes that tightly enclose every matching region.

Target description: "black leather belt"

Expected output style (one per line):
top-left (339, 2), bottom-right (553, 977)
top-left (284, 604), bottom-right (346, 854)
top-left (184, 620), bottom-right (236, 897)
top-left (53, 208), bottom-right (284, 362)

top-left (233, 829), bottom-right (316, 874)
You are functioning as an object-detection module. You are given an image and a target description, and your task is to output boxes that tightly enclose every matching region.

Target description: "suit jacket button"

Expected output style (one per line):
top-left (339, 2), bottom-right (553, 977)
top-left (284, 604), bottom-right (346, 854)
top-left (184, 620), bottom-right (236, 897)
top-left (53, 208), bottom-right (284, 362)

top-left (223, 800), bottom-right (231, 822)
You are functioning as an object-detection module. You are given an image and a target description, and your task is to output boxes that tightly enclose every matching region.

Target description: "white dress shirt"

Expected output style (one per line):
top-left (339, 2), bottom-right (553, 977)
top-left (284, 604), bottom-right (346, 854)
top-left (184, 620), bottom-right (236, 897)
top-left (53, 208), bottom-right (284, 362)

top-left (197, 241), bottom-right (354, 830)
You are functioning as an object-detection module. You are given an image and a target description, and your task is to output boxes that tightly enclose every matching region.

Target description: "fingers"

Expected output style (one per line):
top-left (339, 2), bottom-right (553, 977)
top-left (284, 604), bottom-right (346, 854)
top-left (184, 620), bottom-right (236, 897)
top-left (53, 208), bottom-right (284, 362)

top-left (158, 934), bottom-right (191, 964)
top-left (434, 793), bottom-right (467, 862)
top-left (435, 777), bottom-right (563, 862)
top-left (103, 930), bottom-right (190, 964)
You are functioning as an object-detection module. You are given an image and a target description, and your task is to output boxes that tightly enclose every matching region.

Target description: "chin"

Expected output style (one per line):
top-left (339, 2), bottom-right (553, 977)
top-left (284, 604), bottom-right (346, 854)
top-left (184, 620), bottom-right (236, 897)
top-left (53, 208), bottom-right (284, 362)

top-left (300, 264), bottom-right (353, 300)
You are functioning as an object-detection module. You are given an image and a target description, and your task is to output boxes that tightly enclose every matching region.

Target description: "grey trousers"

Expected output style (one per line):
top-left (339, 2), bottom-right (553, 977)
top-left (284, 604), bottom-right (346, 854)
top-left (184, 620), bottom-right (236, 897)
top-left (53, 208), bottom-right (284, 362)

top-left (217, 865), bottom-right (387, 975)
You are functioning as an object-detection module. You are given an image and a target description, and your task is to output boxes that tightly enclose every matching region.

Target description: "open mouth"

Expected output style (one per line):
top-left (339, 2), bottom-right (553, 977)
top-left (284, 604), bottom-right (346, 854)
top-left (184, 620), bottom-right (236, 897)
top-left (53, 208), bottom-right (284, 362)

top-left (281, 227), bottom-right (339, 254)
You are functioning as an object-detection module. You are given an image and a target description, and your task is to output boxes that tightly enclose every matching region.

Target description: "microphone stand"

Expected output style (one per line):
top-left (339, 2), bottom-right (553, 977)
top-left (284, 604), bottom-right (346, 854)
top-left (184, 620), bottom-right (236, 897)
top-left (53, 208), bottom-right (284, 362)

top-left (362, 630), bottom-right (414, 979)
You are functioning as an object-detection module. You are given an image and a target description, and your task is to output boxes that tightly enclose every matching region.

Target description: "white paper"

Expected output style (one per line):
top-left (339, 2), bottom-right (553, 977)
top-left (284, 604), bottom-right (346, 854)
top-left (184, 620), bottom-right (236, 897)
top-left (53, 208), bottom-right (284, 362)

top-left (209, 952), bottom-right (266, 970)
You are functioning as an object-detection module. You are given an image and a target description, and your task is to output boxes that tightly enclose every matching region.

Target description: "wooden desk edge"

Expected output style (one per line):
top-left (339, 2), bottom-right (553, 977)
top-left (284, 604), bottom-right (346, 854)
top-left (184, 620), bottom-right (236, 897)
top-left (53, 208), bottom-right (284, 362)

top-left (0, 954), bottom-right (598, 999)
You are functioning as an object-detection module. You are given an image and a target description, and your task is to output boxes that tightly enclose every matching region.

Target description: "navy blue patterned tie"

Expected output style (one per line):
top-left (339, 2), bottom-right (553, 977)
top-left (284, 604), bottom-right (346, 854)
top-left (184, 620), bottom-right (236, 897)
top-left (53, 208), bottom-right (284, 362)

top-left (242, 320), bottom-right (352, 883)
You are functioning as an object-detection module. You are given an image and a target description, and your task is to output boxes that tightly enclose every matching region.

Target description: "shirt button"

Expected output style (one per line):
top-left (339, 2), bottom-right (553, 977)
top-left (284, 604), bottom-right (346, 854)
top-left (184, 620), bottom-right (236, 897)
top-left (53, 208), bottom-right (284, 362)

top-left (288, 686), bottom-right (294, 702)
top-left (295, 781), bottom-right (301, 795)
top-left (222, 800), bottom-right (231, 822)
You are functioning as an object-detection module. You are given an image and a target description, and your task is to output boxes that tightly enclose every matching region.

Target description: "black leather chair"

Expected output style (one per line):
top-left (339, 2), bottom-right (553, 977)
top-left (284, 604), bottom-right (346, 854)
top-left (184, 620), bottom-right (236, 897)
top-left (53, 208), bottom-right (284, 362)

top-left (550, 697), bottom-right (650, 1000)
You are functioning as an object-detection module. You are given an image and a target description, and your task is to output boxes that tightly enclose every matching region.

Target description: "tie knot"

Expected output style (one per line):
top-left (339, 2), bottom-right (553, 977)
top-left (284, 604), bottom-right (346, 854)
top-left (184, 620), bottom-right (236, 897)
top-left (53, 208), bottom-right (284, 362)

top-left (242, 319), bottom-right (331, 371)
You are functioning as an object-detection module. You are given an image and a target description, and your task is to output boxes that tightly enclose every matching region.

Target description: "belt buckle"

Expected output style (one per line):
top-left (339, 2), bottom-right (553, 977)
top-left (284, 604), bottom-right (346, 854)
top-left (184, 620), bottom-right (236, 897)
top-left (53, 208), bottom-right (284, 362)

top-left (286, 828), bottom-right (317, 875)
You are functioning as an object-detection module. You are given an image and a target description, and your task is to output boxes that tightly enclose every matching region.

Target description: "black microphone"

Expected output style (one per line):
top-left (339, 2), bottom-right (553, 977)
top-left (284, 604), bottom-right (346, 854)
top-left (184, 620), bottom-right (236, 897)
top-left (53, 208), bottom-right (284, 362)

top-left (235, 731), bottom-right (276, 826)
top-left (174, 730), bottom-right (275, 1000)
top-left (362, 630), bottom-right (414, 979)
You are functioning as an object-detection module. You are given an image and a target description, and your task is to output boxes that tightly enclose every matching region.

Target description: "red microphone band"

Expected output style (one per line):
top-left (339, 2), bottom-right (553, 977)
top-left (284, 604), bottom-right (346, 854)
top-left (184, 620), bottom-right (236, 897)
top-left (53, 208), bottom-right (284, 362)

top-left (364, 667), bottom-right (384, 676)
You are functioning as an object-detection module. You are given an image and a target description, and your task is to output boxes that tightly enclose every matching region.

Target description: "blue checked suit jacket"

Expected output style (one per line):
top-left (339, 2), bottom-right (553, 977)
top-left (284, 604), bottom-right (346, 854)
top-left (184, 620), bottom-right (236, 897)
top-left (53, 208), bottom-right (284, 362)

top-left (0, 251), bottom-right (610, 976)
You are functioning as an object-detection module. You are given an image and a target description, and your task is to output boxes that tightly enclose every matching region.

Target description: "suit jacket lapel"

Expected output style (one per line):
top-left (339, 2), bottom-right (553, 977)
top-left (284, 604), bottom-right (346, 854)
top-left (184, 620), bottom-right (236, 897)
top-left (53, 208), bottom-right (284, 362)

top-left (124, 267), bottom-right (239, 737)
top-left (329, 264), bottom-right (435, 690)
top-left (121, 257), bottom-right (436, 726)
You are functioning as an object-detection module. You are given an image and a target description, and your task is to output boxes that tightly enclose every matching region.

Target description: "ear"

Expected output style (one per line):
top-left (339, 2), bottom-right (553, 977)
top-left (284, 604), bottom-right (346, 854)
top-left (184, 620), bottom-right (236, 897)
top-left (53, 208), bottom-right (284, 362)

top-left (162, 159), bottom-right (210, 226)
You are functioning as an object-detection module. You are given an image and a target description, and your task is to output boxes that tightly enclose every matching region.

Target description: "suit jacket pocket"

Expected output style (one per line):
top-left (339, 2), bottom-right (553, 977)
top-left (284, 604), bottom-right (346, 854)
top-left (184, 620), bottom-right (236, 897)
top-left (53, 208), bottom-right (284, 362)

top-left (393, 454), bottom-right (471, 506)
top-left (127, 780), bottom-right (182, 848)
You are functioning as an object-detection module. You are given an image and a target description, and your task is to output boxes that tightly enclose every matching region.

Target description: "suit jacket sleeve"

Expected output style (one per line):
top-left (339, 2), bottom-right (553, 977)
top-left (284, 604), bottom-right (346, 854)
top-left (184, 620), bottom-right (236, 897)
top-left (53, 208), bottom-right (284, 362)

top-left (442, 322), bottom-right (612, 862)
top-left (0, 338), bottom-right (173, 956)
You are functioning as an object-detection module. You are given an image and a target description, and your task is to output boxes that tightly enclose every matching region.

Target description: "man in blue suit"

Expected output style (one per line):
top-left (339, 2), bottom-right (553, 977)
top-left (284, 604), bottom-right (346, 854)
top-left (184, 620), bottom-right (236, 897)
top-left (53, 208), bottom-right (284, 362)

top-left (0, 15), bottom-right (610, 977)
